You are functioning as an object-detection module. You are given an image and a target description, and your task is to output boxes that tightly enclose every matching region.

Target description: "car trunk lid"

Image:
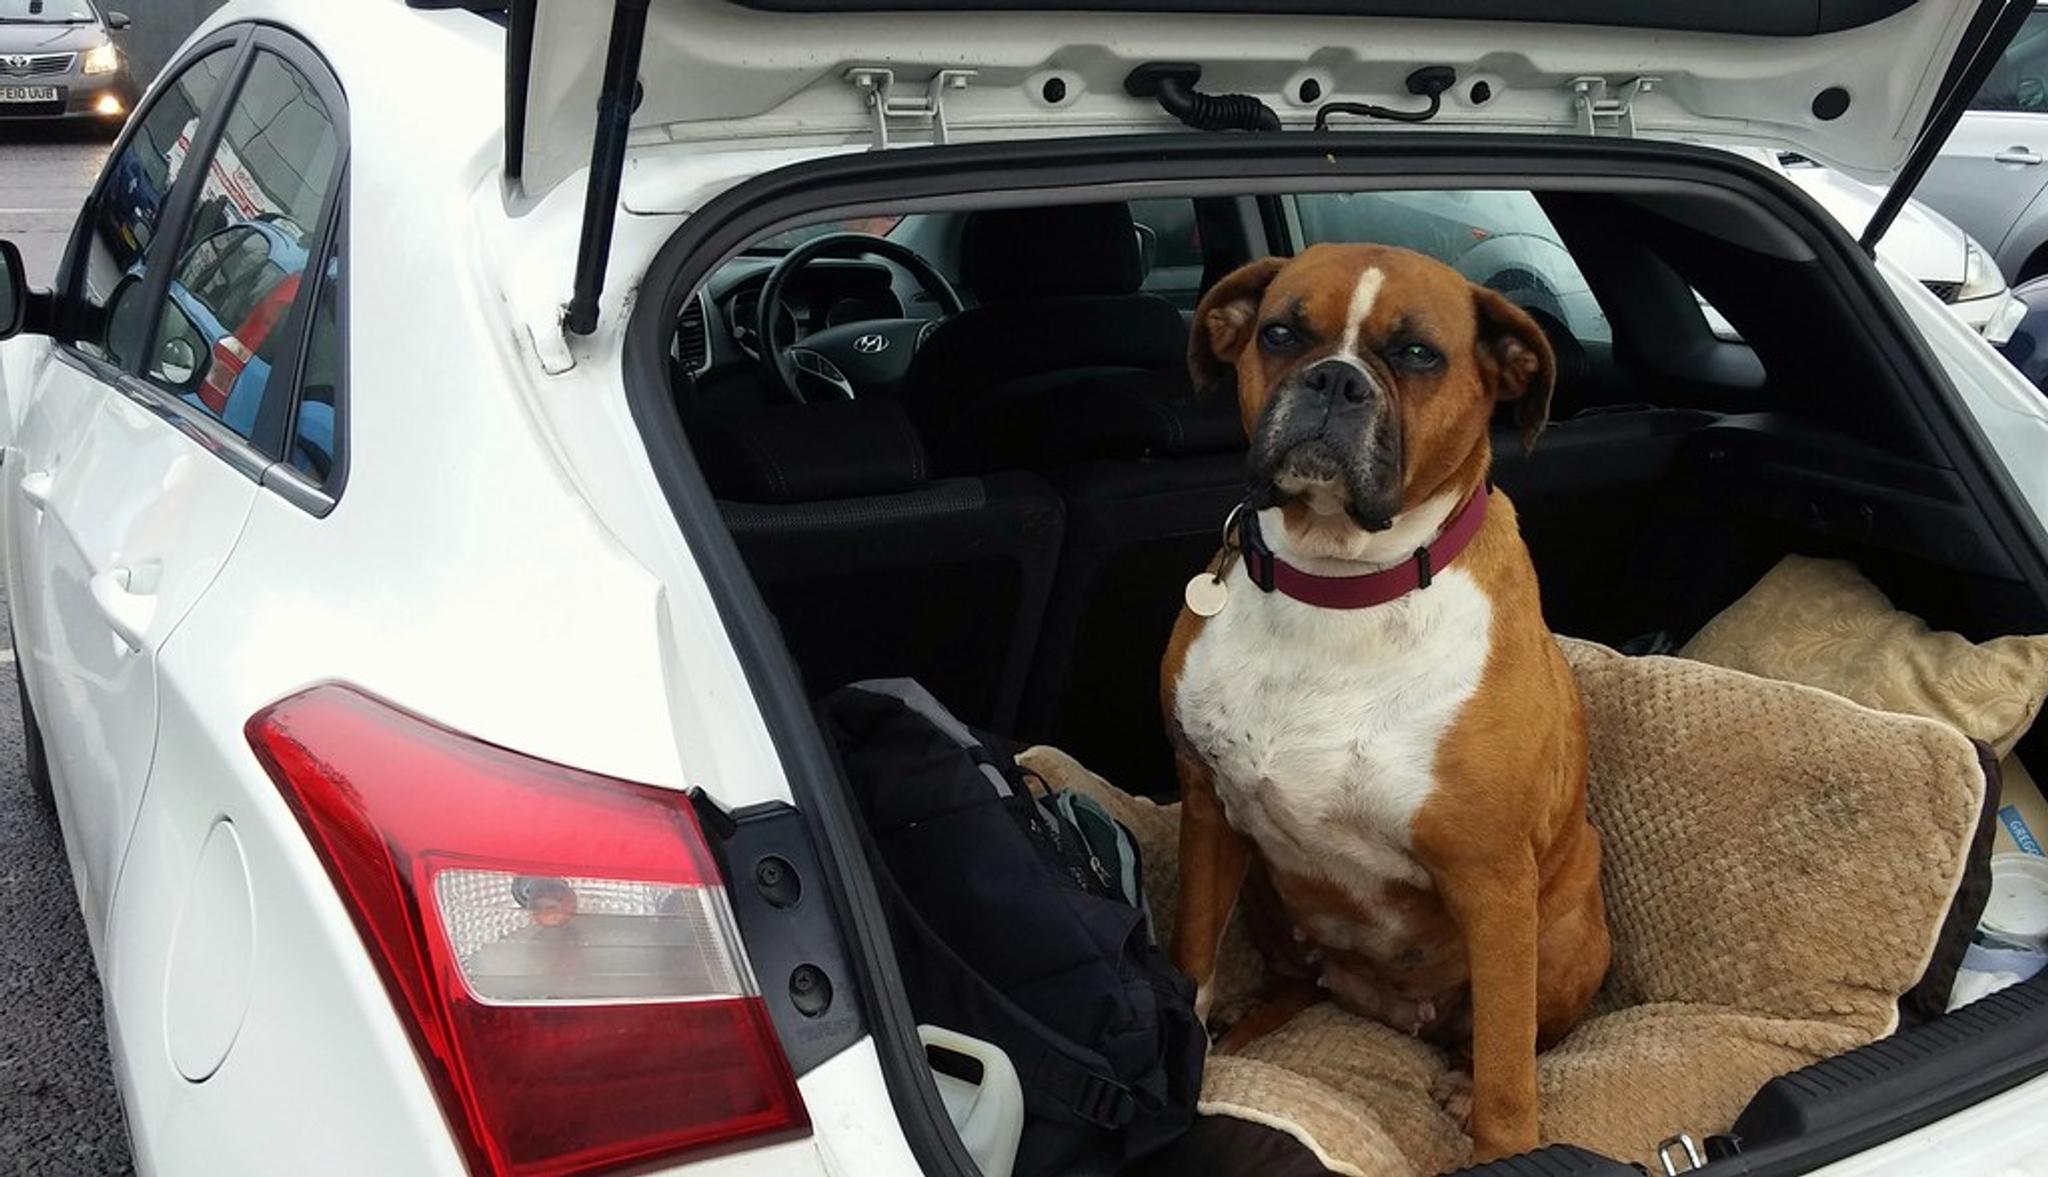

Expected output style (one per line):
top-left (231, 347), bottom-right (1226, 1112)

top-left (509, 0), bottom-right (2008, 196)
top-left (487, 0), bottom-right (2022, 336)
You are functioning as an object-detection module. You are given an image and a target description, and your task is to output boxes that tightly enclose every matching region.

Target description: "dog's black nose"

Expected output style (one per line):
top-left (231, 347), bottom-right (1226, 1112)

top-left (1302, 360), bottom-right (1376, 405)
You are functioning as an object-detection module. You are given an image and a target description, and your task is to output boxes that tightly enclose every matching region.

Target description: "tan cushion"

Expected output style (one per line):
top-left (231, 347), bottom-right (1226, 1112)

top-left (1679, 554), bottom-right (2048, 755)
top-left (1019, 636), bottom-right (1985, 1174)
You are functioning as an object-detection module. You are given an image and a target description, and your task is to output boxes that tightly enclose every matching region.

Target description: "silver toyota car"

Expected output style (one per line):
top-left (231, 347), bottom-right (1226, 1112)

top-left (0, 0), bottom-right (136, 125)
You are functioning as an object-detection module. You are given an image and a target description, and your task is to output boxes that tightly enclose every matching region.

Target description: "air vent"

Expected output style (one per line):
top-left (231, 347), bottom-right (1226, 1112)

top-left (1923, 280), bottom-right (1961, 304)
top-left (676, 293), bottom-right (712, 374)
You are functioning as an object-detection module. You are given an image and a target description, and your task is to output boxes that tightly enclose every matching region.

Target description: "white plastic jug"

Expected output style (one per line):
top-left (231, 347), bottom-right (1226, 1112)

top-left (919, 1024), bottom-right (1025, 1177)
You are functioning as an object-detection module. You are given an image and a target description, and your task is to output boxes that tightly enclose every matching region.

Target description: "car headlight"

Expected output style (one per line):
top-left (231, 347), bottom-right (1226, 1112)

top-left (82, 43), bottom-right (120, 76)
top-left (1960, 238), bottom-right (2006, 301)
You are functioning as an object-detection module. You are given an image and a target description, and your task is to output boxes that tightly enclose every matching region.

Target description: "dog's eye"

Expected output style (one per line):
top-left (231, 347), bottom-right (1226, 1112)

top-left (1388, 341), bottom-right (1442, 370)
top-left (1259, 323), bottom-right (1300, 350)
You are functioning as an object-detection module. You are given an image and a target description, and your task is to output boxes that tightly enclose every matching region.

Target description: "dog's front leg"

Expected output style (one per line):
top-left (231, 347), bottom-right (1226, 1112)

top-left (1439, 847), bottom-right (1542, 1160)
top-left (1170, 750), bottom-right (1248, 1024)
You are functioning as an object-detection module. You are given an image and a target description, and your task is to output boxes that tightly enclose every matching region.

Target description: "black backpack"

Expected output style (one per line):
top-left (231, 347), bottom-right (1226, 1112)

top-left (822, 680), bottom-right (1203, 1177)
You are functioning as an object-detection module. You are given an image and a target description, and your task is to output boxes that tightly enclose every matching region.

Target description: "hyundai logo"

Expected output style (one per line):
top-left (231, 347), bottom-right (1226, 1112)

top-left (853, 333), bottom-right (890, 354)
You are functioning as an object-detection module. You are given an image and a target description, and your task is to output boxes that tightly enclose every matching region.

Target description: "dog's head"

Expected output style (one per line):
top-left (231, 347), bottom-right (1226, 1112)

top-left (1191, 244), bottom-right (1555, 561)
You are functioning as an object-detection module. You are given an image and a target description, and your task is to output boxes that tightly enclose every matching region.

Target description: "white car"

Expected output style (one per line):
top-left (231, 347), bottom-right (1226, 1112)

top-left (1916, 1), bottom-right (2048, 285)
top-left (1758, 150), bottom-right (2025, 338)
top-left (0, 2), bottom-right (2046, 1177)
top-left (1692, 149), bottom-right (2028, 343)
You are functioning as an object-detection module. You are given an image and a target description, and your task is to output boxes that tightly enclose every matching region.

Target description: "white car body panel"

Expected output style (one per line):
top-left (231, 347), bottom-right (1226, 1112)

top-left (1806, 1072), bottom-right (2048, 1176)
top-left (0, 1), bottom-right (2040, 1175)
top-left (1888, 252), bottom-right (2048, 526)
top-left (1787, 162), bottom-right (1967, 280)
top-left (517, 0), bottom-right (1983, 198)
top-left (31, 383), bottom-right (256, 943)
top-left (1, 344), bottom-right (112, 930)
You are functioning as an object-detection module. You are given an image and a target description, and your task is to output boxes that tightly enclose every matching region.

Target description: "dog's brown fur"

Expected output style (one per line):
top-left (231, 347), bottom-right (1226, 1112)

top-left (1163, 244), bottom-right (1610, 1159)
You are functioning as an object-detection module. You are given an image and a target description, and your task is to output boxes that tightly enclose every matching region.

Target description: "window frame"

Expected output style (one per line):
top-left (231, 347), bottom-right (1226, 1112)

top-left (261, 174), bottom-right (349, 506)
top-left (53, 21), bottom-right (349, 517)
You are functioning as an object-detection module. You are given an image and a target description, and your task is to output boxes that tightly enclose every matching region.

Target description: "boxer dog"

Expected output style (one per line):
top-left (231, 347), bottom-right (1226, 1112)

top-left (1161, 243), bottom-right (1610, 1160)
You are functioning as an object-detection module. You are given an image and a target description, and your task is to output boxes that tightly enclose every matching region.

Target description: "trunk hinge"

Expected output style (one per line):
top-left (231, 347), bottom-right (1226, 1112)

top-left (846, 67), bottom-right (977, 150)
top-left (1570, 76), bottom-right (1660, 138)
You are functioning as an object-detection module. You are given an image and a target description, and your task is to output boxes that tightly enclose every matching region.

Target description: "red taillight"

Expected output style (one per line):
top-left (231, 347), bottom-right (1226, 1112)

top-left (247, 685), bottom-right (809, 1177)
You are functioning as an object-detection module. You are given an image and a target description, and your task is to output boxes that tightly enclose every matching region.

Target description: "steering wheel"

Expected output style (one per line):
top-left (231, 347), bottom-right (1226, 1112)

top-left (754, 232), bottom-right (965, 403)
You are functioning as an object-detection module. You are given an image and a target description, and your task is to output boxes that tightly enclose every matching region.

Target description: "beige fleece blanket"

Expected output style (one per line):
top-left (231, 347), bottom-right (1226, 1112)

top-left (1019, 638), bottom-right (1984, 1175)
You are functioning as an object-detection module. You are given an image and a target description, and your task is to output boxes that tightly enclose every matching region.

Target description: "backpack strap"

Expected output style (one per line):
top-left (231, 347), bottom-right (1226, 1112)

top-left (1009, 1017), bottom-right (1142, 1130)
top-left (851, 678), bottom-right (1015, 796)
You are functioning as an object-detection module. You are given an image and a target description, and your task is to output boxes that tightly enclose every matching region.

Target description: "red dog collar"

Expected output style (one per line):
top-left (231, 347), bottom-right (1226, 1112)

top-left (1239, 487), bottom-right (1490, 609)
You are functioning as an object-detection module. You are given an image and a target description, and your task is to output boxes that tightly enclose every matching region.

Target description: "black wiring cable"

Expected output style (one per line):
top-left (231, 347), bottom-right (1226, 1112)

top-left (1154, 71), bottom-right (1283, 132)
top-left (1125, 63), bottom-right (1281, 133)
top-left (1314, 66), bottom-right (1458, 130)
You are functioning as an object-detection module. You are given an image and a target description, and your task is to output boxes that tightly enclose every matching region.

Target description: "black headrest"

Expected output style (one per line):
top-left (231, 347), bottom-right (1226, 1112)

top-left (693, 398), bottom-right (929, 504)
top-left (962, 204), bottom-right (1146, 302)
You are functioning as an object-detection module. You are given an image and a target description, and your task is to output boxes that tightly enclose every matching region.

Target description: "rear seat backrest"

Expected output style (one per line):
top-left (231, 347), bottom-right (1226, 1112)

top-left (907, 203), bottom-right (1192, 474)
top-left (692, 398), bottom-right (1064, 731)
top-left (1020, 452), bottom-right (1248, 794)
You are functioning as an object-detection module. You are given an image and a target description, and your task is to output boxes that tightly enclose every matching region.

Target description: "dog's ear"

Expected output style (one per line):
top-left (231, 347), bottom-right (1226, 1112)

top-left (1189, 258), bottom-right (1286, 398)
top-left (1472, 284), bottom-right (1557, 452)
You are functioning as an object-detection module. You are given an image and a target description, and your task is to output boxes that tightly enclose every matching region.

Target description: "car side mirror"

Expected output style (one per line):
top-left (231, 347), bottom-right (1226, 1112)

top-left (148, 302), bottom-right (211, 393)
top-left (0, 241), bottom-right (22, 340)
top-left (0, 239), bottom-right (51, 341)
top-left (105, 11), bottom-right (131, 30)
top-left (156, 333), bottom-right (200, 386)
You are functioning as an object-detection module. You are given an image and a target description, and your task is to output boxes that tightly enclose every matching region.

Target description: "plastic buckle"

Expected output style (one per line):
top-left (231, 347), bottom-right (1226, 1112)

top-left (1073, 1072), bottom-right (1137, 1129)
top-left (1414, 545), bottom-right (1433, 590)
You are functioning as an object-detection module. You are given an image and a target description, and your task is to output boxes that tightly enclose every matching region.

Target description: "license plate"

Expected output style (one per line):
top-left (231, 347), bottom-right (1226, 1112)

top-left (0, 86), bottom-right (59, 104)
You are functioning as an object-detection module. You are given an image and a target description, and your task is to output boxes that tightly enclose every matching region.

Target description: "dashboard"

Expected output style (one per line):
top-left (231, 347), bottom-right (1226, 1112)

top-left (675, 255), bottom-right (920, 379)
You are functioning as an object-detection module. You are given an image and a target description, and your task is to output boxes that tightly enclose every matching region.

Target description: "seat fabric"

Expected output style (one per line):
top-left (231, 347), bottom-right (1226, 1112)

top-left (694, 398), bottom-right (1064, 730)
top-left (907, 203), bottom-right (1192, 473)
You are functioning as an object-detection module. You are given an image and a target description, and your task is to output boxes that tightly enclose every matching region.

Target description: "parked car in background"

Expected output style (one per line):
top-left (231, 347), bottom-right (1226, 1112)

top-left (1918, 3), bottom-right (2048, 286)
top-left (0, 0), bottom-right (135, 125)
top-left (1747, 149), bottom-right (2024, 340)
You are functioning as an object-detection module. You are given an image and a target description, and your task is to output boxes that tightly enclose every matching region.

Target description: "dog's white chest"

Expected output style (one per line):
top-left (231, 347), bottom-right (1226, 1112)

top-left (1174, 563), bottom-right (1494, 894)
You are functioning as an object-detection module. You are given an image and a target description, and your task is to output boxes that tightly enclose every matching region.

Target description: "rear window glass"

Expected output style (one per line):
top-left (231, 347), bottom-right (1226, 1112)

top-left (751, 217), bottom-right (905, 252)
top-left (1292, 190), bottom-right (1613, 344)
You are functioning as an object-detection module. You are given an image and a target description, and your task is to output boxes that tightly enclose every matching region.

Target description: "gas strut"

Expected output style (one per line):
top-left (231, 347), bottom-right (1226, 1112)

top-left (565, 0), bottom-right (651, 336)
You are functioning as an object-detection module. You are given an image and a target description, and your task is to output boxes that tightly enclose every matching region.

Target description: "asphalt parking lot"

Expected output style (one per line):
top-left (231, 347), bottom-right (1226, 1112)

top-left (0, 126), bottom-right (133, 1176)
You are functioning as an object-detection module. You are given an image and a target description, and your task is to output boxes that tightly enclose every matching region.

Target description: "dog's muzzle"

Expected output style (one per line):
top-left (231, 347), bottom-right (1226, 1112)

top-left (1248, 359), bottom-right (1403, 531)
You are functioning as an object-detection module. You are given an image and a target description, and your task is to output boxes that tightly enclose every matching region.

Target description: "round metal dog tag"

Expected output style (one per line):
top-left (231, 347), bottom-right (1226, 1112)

top-left (1184, 573), bottom-right (1229, 617)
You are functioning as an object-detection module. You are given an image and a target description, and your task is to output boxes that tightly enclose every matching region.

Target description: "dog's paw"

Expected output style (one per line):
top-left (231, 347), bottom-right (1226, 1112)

top-left (1432, 1069), bottom-right (1474, 1127)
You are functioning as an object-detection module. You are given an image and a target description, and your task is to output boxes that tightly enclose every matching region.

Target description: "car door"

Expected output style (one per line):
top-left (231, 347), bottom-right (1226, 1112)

top-left (13, 28), bottom-right (345, 947)
top-left (3, 32), bottom-right (245, 942)
top-left (1918, 7), bottom-right (2048, 277)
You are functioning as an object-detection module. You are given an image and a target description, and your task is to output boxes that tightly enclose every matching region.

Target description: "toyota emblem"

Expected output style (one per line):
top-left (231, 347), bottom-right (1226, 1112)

top-left (853, 333), bottom-right (890, 354)
top-left (2, 55), bottom-right (30, 72)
